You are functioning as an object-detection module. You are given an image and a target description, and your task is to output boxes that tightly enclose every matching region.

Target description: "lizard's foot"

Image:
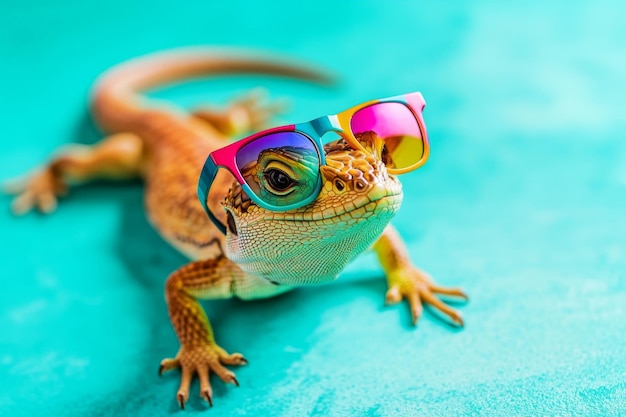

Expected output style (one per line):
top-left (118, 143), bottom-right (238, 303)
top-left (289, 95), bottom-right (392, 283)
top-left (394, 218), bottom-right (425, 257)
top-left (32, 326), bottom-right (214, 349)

top-left (386, 268), bottom-right (468, 327)
top-left (5, 133), bottom-right (143, 216)
top-left (4, 168), bottom-right (67, 215)
top-left (159, 343), bottom-right (247, 409)
top-left (228, 88), bottom-right (288, 132)
top-left (192, 88), bottom-right (288, 136)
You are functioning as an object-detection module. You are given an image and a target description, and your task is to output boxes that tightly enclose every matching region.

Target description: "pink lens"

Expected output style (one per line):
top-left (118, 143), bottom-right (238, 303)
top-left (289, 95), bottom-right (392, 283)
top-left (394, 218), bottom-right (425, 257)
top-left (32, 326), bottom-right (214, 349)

top-left (350, 102), bottom-right (424, 170)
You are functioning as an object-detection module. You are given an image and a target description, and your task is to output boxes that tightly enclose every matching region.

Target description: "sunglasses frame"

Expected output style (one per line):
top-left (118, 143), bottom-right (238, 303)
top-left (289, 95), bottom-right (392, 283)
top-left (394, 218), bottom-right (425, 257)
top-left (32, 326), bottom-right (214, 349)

top-left (198, 91), bottom-right (429, 234)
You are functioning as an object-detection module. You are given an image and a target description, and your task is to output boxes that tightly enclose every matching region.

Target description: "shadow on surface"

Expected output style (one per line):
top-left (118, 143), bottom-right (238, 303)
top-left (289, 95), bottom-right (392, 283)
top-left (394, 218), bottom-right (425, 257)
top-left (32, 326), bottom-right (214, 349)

top-left (72, 111), bottom-right (102, 146)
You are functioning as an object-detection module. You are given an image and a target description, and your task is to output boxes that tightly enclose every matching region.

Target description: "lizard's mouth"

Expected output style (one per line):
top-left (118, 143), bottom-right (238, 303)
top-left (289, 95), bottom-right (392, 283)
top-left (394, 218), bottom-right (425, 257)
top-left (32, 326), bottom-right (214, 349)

top-left (263, 189), bottom-right (403, 224)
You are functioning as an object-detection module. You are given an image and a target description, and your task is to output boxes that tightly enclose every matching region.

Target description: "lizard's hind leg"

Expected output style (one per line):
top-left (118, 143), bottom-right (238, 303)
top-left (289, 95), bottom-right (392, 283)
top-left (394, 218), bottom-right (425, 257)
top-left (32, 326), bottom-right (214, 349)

top-left (5, 132), bottom-right (144, 215)
top-left (191, 88), bottom-right (287, 138)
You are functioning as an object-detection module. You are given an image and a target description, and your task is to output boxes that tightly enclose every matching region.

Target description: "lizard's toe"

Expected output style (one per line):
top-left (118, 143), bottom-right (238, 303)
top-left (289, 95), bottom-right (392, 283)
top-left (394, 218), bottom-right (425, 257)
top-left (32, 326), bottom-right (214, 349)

top-left (158, 357), bottom-right (180, 376)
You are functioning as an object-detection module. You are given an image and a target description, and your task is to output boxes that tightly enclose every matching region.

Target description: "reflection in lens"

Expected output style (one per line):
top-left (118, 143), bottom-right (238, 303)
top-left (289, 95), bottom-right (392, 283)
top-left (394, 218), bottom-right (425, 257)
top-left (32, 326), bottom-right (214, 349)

top-left (350, 102), bottom-right (424, 170)
top-left (236, 132), bottom-right (321, 208)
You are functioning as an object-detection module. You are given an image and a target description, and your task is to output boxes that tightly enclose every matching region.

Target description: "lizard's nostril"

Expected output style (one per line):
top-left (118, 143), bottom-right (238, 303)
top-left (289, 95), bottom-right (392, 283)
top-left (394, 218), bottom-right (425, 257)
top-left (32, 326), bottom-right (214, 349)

top-left (354, 179), bottom-right (367, 192)
top-left (334, 179), bottom-right (345, 192)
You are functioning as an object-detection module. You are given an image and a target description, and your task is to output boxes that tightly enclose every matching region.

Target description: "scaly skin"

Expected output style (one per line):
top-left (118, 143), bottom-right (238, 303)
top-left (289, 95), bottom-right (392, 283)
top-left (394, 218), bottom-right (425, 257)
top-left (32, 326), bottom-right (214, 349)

top-left (5, 47), bottom-right (467, 409)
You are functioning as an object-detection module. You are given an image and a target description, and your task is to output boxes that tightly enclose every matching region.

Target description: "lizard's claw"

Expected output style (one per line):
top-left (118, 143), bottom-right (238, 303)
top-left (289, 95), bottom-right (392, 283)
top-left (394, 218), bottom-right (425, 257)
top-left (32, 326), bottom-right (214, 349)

top-left (386, 269), bottom-right (467, 327)
top-left (4, 168), bottom-right (67, 215)
top-left (160, 344), bottom-right (247, 409)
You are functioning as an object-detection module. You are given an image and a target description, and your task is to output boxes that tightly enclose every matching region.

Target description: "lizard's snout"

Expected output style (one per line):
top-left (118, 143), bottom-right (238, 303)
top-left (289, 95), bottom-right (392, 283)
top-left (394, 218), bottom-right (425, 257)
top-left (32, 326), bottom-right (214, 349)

top-left (321, 165), bottom-right (374, 195)
top-left (320, 149), bottom-right (391, 196)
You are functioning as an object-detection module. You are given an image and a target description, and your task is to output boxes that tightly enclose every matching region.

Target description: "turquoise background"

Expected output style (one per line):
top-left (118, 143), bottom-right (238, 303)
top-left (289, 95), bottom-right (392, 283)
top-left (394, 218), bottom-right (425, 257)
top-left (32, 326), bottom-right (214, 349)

top-left (1, 1), bottom-right (625, 416)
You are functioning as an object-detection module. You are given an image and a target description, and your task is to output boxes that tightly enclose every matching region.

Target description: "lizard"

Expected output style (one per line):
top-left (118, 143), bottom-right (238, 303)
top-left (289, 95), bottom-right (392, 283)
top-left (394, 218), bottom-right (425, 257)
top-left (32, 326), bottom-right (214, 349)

top-left (5, 47), bottom-right (467, 409)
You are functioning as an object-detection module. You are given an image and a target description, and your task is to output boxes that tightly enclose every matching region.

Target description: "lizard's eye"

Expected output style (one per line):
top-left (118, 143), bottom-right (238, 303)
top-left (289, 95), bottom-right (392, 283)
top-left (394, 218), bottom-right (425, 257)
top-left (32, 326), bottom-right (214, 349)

top-left (255, 147), bottom-right (320, 207)
top-left (265, 169), bottom-right (295, 192)
top-left (262, 162), bottom-right (297, 196)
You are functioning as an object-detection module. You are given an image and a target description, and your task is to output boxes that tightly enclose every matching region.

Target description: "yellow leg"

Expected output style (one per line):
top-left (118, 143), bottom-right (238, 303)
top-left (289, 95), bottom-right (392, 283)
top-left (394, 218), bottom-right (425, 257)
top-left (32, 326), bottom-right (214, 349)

top-left (5, 132), bottom-right (144, 215)
top-left (373, 226), bottom-right (468, 326)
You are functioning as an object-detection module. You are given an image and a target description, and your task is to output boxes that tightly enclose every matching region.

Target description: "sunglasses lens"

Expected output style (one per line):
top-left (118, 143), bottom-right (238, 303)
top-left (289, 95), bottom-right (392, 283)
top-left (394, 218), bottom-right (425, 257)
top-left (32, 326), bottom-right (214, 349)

top-left (350, 102), bottom-right (424, 170)
top-left (236, 132), bottom-right (321, 208)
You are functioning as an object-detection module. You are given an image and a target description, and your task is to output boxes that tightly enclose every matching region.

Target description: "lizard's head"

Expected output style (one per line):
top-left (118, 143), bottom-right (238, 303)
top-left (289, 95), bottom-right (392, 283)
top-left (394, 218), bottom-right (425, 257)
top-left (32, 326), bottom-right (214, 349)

top-left (222, 133), bottom-right (403, 286)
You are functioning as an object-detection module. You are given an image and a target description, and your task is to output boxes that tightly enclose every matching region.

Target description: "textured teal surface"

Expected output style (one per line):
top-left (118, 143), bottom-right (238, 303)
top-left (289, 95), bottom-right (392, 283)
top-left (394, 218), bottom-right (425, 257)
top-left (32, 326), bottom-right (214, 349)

top-left (1, 1), bottom-right (625, 416)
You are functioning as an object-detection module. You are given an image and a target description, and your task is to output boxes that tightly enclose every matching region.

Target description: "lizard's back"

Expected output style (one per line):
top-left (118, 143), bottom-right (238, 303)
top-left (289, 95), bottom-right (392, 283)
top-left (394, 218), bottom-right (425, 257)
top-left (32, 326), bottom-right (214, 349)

top-left (88, 48), bottom-right (331, 259)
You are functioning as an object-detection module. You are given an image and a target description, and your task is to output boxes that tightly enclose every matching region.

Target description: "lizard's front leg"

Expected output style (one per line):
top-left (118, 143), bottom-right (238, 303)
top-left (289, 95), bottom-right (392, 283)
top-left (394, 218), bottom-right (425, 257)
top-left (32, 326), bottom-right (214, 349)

top-left (160, 255), bottom-right (290, 409)
top-left (373, 225), bottom-right (468, 326)
top-left (160, 257), bottom-right (244, 409)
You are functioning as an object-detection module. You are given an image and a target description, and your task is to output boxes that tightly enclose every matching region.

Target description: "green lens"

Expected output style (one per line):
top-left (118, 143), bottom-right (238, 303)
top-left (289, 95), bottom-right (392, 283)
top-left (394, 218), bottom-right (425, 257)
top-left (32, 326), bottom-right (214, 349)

top-left (237, 132), bottom-right (320, 208)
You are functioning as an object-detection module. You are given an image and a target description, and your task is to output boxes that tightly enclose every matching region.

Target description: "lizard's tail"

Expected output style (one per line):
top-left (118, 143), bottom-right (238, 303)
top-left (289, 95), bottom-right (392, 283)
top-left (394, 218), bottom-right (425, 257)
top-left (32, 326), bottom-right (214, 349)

top-left (91, 47), bottom-right (334, 132)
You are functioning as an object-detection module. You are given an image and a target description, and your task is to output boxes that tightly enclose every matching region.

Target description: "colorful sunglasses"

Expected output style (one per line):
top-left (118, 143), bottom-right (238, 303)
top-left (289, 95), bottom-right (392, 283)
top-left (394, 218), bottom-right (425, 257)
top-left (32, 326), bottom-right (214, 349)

top-left (198, 91), bottom-right (430, 234)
